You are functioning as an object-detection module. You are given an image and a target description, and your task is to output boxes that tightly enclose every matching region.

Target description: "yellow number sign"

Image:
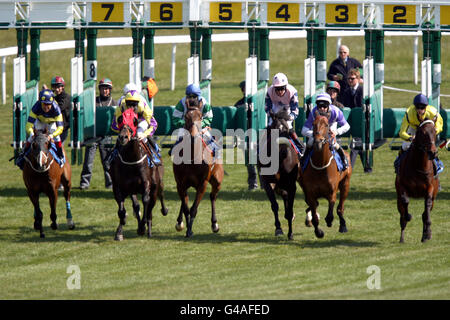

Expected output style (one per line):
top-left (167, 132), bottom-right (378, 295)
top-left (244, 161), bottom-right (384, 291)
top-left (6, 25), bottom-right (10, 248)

top-left (440, 6), bottom-right (450, 26)
top-left (210, 2), bottom-right (242, 23)
top-left (267, 3), bottom-right (299, 23)
top-left (91, 2), bottom-right (124, 23)
top-left (150, 2), bottom-right (183, 23)
top-left (326, 4), bottom-right (358, 24)
top-left (384, 5), bottom-right (416, 25)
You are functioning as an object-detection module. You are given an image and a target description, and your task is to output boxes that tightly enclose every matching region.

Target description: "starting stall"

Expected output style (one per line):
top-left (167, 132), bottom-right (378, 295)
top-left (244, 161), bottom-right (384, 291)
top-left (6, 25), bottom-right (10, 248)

top-left (6, 1), bottom-right (450, 168)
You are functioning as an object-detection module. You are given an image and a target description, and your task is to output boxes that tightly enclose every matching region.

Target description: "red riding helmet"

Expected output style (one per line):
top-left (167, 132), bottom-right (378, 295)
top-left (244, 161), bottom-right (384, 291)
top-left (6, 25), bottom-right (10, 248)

top-left (51, 76), bottom-right (65, 86)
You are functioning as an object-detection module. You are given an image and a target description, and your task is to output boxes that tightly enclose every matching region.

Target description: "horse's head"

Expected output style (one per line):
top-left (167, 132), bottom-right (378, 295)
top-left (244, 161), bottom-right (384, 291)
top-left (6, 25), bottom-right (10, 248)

top-left (117, 108), bottom-right (138, 146)
top-left (29, 129), bottom-right (51, 170)
top-left (184, 106), bottom-right (203, 136)
top-left (415, 119), bottom-right (437, 160)
top-left (313, 113), bottom-right (330, 151)
top-left (269, 109), bottom-right (291, 136)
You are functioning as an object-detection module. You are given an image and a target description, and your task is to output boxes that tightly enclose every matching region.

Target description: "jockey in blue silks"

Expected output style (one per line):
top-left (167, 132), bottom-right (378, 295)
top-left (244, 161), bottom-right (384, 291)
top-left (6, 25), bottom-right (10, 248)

top-left (301, 93), bottom-right (350, 170)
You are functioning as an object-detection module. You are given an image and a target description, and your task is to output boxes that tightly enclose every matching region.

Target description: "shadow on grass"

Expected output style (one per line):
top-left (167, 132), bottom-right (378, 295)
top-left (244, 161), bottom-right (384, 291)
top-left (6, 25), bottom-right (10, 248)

top-left (0, 222), bottom-right (378, 248)
top-left (4, 186), bottom-right (450, 202)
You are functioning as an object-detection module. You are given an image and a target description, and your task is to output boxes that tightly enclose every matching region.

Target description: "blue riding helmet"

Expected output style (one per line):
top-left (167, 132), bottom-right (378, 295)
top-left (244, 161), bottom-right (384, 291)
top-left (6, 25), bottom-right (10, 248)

top-left (39, 89), bottom-right (55, 104)
top-left (413, 94), bottom-right (428, 107)
top-left (185, 84), bottom-right (201, 97)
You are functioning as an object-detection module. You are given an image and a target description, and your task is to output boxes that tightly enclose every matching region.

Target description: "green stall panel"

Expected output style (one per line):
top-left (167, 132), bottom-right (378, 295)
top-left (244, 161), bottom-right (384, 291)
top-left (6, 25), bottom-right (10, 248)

top-left (95, 106), bottom-right (116, 137)
top-left (383, 108), bottom-right (406, 138)
top-left (294, 107), bottom-right (306, 137)
top-left (80, 80), bottom-right (96, 140)
top-left (211, 106), bottom-right (238, 135)
top-left (154, 106), bottom-right (175, 136)
top-left (13, 80), bottom-right (38, 148)
top-left (440, 108), bottom-right (450, 139)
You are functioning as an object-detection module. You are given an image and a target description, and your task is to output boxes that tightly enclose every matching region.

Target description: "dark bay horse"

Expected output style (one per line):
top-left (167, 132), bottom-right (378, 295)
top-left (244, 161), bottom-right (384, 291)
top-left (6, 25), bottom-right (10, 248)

top-left (110, 108), bottom-right (168, 241)
top-left (298, 113), bottom-right (352, 239)
top-left (172, 106), bottom-right (224, 238)
top-left (258, 111), bottom-right (299, 240)
top-left (395, 119), bottom-right (439, 243)
top-left (22, 129), bottom-right (73, 238)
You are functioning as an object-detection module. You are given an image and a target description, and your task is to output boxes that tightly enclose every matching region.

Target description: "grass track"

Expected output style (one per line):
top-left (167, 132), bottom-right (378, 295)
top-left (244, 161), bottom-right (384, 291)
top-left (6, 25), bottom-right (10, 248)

top-left (0, 28), bottom-right (449, 300)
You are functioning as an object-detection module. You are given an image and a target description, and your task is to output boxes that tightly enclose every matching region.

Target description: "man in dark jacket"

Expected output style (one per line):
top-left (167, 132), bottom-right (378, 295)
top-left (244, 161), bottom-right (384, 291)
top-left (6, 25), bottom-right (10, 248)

top-left (51, 76), bottom-right (71, 144)
top-left (327, 45), bottom-right (362, 96)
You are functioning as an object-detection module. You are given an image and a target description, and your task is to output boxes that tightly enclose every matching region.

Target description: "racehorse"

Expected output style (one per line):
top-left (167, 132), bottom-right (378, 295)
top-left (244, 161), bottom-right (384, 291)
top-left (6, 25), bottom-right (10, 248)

top-left (172, 106), bottom-right (224, 238)
top-left (258, 111), bottom-right (299, 240)
top-left (109, 108), bottom-right (168, 241)
top-left (395, 119), bottom-right (439, 243)
top-left (22, 128), bottom-right (73, 238)
top-left (298, 113), bottom-right (352, 239)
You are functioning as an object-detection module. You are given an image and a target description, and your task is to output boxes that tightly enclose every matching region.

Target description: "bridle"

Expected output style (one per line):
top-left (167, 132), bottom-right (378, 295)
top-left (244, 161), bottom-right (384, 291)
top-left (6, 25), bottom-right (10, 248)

top-left (25, 134), bottom-right (54, 173)
top-left (311, 117), bottom-right (334, 170)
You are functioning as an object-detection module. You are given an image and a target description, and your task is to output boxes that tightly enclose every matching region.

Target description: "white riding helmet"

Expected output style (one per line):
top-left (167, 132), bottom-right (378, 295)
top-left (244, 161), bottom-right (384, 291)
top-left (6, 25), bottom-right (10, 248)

top-left (123, 83), bottom-right (138, 95)
top-left (272, 73), bottom-right (288, 87)
top-left (316, 93), bottom-right (332, 105)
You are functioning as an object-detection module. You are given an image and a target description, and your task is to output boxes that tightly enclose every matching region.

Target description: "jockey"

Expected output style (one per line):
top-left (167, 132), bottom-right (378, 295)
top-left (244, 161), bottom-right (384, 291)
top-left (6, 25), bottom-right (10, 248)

top-left (301, 93), bottom-right (351, 169)
top-left (397, 93), bottom-right (444, 173)
top-left (265, 72), bottom-right (304, 155)
top-left (170, 84), bottom-right (216, 156)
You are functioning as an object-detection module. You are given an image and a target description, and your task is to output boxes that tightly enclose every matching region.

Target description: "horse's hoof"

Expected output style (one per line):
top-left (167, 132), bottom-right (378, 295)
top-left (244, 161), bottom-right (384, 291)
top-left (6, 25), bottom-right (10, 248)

top-left (40, 233), bottom-right (45, 239)
top-left (288, 234), bottom-right (294, 240)
top-left (315, 229), bottom-right (324, 239)
top-left (137, 227), bottom-right (145, 236)
top-left (67, 219), bottom-right (75, 230)
top-left (305, 219), bottom-right (312, 227)
top-left (212, 223), bottom-right (219, 233)
top-left (147, 233), bottom-right (152, 239)
top-left (33, 221), bottom-right (40, 230)
top-left (406, 214), bottom-right (412, 222)
top-left (275, 228), bottom-right (284, 236)
top-left (325, 217), bottom-right (333, 228)
top-left (185, 230), bottom-right (193, 238)
top-left (175, 222), bottom-right (184, 232)
top-left (50, 222), bottom-right (58, 230)
top-left (339, 225), bottom-right (348, 233)
top-left (161, 208), bottom-right (169, 216)
top-left (114, 234), bottom-right (124, 241)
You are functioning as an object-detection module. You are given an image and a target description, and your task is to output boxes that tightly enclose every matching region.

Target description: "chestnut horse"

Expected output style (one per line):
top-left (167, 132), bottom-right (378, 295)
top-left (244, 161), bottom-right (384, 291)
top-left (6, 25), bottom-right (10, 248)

top-left (395, 119), bottom-right (439, 243)
top-left (172, 106), bottom-right (224, 238)
top-left (258, 111), bottom-right (299, 240)
top-left (298, 114), bottom-right (352, 239)
top-left (110, 108), bottom-right (168, 241)
top-left (22, 129), bottom-right (73, 238)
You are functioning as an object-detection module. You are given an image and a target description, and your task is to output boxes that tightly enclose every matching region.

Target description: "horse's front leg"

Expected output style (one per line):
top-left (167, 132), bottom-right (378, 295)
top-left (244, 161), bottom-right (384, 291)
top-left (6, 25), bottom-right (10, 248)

top-left (282, 186), bottom-right (296, 240)
top-left (48, 188), bottom-right (58, 230)
top-left (176, 185), bottom-right (190, 235)
top-left (325, 193), bottom-right (336, 228)
top-left (144, 183), bottom-right (158, 239)
top-left (262, 179), bottom-right (282, 236)
top-left (29, 191), bottom-right (45, 238)
top-left (131, 194), bottom-right (145, 236)
top-left (306, 195), bottom-right (323, 239)
top-left (114, 189), bottom-right (127, 241)
top-left (186, 181), bottom-right (208, 238)
top-left (397, 189), bottom-right (411, 243)
top-left (336, 175), bottom-right (350, 233)
top-left (61, 169), bottom-right (74, 229)
top-left (421, 194), bottom-right (434, 242)
top-left (209, 173), bottom-right (222, 234)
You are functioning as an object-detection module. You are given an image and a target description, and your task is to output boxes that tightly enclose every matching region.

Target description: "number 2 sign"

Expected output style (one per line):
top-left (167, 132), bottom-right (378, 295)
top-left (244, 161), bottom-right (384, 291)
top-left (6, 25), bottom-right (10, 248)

top-left (384, 5), bottom-right (416, 25)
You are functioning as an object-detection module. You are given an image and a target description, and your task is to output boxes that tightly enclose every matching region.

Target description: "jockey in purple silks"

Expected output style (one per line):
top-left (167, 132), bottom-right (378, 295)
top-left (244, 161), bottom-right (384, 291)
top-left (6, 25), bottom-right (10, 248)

top-left (301, 93), bottom-right (350, 169)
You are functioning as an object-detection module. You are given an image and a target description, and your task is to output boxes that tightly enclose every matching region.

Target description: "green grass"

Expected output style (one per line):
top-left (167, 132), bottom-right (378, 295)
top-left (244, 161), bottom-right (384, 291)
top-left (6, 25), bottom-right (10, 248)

top-left (0, 28), bottom-right (449, 300)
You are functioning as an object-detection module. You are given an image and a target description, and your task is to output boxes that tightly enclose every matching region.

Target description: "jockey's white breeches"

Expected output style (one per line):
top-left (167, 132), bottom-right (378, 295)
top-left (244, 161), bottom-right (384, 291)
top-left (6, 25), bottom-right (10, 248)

top-left (401, 127), bottom-right (416, 151)
top-left (27, 119), bottom-right (61, 143)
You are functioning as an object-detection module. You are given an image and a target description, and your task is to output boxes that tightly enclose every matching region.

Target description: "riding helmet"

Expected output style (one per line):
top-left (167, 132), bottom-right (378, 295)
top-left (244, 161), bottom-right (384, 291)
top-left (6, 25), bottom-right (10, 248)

top-left (185, 84), bottom-right (202, 97)
top-left (327, 81), bottom-right (340, 92)
top-left (39, 89), bottom-right (55, 104)
top-left (124, 91), bottom-right (141, 102)
top-left (99, 78), bottom-right (113, 88)
top-left (51, 76), bottom-right (65, 86)
top-left (413, 94), bottom-right (428, 107)
top-left (272, 73), bottom-right (288, 87)
top-left (316, 93), bottom-right (332, 105)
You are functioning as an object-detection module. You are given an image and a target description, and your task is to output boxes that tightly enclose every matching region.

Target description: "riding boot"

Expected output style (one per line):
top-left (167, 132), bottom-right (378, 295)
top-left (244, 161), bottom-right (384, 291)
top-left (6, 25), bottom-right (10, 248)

top-left (55, 141), bottom-right (65, 166)
top-left (146, 137), bottom-right (161, 166)
top-left (301, 145), bottom-right (313, 168)
top-left (289, 129), bottom-right (305, 156)
top-left (337, 146), bottom-right (348, 170)
top-left (16, 142), bottom-right (31, 169)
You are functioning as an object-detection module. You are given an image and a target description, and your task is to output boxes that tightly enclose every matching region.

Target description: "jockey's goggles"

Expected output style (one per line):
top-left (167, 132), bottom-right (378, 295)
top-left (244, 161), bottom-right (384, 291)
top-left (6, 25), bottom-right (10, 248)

top-left (274, 86), bottom-right (286, 92)
top-left (317, 102), bottom-right (329, 109)
top-left (125, 100), bottom-right (139, 107)
top-left (186, 94), bottom-right (199, 99)
top-left (415, 103), bottom-right (427, 110)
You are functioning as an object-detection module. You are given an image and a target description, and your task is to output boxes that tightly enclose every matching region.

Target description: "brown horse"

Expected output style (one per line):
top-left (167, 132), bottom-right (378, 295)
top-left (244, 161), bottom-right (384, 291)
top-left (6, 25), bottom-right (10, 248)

top-left (22, 129), bottom-right (73, 238)
top-left (395, 119), bottom-right (439, 243)
top-left (110, 108), bottom-right (168, 241)
top-left (298, 113), bottom-right (352, 238)
top-left (172, 106), bottom-right (224, 238)
top-left (258, 111), bottom-right (299, 240)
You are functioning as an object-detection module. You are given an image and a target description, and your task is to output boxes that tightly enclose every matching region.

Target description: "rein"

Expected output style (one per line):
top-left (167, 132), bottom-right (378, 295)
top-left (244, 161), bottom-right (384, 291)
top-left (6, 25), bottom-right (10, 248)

top-left (24, 153), bottom-right (54, 173)
top-left (310, 154), bottom-right (334, 170)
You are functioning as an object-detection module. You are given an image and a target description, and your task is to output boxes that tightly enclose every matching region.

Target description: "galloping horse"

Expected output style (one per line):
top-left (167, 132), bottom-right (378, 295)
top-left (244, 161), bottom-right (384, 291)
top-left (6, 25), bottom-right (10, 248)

top-left (258, 111), bottom-right (299, 240)
top-left (395, 119), bottom-right (439, 243)
top-left (22, 129), bottom-right (73, 238)
top-left (172, 106), bottom-right (224, 238)
top-left (298, 113), bottom-right (352, 239)
top-left (110, 108), bottom-right (168, 241)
